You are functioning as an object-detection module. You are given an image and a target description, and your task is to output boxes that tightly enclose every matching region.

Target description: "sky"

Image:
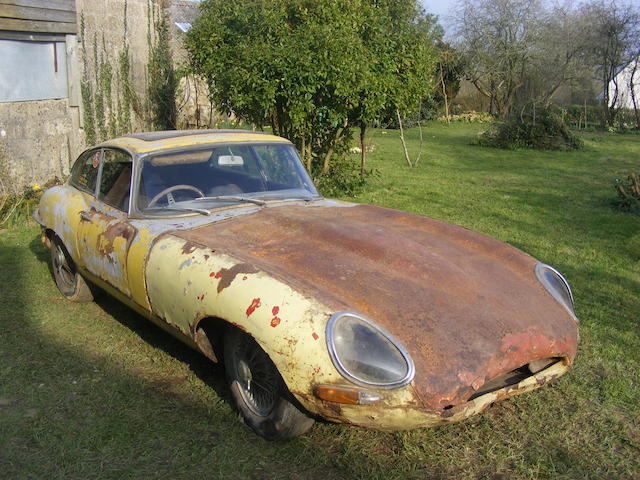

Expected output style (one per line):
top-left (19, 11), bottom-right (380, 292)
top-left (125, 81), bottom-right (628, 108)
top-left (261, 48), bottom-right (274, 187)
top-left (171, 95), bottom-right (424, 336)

top-left (420, 0), bottom-right (457, 21)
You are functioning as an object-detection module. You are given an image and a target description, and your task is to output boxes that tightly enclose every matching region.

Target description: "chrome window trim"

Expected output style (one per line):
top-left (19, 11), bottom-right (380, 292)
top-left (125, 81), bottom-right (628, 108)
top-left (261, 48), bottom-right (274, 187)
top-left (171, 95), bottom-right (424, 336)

top-left (325, 311), bottom-right (415, 389)
top-left (535, 263), bottom-right (577, 320)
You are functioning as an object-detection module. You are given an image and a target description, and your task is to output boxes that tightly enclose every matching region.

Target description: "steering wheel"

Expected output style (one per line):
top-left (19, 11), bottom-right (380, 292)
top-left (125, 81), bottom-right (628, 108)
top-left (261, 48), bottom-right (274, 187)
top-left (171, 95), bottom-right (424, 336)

top-left (147, 184), bottom-right (205, 208)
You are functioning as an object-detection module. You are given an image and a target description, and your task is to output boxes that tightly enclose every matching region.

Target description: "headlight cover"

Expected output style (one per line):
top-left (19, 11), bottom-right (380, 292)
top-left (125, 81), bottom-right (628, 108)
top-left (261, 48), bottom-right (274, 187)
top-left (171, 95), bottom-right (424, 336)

top-left (535, 264), bottom-right (577, 321)
top-left (326, 312), bottom-right (415, 388)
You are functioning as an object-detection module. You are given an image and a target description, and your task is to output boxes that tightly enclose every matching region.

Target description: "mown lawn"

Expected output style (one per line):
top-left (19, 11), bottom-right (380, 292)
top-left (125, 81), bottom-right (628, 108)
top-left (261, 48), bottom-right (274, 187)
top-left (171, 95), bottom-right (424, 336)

top-left (1, 123), bottom-right (638, 479)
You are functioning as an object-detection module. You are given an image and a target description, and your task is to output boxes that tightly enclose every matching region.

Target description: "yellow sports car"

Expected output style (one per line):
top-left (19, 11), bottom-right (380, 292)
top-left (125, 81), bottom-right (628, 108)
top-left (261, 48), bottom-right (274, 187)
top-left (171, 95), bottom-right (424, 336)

top-left (35, 130), bottom-right (579, 439)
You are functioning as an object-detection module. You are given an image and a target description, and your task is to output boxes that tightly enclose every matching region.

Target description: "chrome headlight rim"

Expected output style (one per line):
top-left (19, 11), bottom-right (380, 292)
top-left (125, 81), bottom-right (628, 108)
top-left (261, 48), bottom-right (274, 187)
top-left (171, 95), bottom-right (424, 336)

top-left (326, 311), bottom-right (415, 389)
top-left (535, 263), bottom-right (577, 320)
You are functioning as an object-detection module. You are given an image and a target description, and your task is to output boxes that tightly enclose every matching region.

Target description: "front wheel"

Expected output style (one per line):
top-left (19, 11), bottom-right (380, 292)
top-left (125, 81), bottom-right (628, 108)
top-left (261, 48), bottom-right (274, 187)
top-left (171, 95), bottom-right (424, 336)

top-left (50, 236), bottom-right (93, 303)
top-left (224, 328), bottom-right (314, 440)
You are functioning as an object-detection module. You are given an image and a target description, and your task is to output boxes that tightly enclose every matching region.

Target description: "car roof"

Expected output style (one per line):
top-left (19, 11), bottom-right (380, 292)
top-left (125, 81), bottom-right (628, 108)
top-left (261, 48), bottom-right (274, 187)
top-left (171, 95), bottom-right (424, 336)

top-left (95, 129), bottom-right (291, 155)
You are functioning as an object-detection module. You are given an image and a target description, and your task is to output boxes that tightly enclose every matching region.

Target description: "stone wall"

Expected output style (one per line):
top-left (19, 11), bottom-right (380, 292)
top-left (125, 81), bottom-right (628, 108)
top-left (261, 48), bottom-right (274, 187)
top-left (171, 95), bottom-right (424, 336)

top-left (0, 99), bottom-right (79, 193)
top-left (0, 0), bottom-right (153, 191)
top-left (0, 0), bottom-right (216, 191)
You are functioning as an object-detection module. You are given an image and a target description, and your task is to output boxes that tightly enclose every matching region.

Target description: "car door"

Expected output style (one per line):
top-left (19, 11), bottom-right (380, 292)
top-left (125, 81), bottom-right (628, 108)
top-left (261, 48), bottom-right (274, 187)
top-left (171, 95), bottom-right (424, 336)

top-left (76, 148), bottom-right (136, 296)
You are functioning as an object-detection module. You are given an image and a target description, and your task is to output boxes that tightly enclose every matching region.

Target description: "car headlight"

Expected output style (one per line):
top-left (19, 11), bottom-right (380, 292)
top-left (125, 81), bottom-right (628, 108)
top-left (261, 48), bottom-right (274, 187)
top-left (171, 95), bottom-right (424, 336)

top-left (535, 264), bottom-right (577, 321)
top-left (326, 312), bottom-right (415, 388)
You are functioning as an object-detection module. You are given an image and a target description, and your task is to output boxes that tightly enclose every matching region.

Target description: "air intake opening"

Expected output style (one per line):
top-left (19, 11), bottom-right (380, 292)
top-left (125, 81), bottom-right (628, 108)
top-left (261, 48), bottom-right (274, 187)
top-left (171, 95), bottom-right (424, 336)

top-left (468, 357), bottom-right (561, 401)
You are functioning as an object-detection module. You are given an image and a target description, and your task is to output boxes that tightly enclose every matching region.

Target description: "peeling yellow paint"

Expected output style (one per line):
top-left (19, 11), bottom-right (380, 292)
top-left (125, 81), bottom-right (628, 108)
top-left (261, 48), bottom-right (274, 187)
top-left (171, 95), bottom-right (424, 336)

top-left (145, 235), bottom-right (343, 403)
top-left (127, 226), bottom-right (154, 310)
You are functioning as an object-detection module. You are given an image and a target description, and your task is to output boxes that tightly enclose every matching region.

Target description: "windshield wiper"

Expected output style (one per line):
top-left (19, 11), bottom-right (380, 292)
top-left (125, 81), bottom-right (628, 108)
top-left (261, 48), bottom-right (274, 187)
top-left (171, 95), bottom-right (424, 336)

top-left (194, 195), bottom-right (266, 206)
top-left (144, 206), bottom-right (211, 216)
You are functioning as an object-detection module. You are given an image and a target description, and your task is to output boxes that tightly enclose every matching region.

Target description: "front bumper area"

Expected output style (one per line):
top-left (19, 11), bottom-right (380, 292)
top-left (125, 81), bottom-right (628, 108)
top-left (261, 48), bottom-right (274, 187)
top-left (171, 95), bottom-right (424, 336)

top-left (312, 359), bottom-right (570, 430)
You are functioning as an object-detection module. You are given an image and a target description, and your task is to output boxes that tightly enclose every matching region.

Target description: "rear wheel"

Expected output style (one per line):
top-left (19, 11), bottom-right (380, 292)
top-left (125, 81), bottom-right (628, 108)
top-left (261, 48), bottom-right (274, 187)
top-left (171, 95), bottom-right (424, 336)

top-left (50, 236), bottom-right (93, 303)
top-left (224, 328), bottom-right (314, 440)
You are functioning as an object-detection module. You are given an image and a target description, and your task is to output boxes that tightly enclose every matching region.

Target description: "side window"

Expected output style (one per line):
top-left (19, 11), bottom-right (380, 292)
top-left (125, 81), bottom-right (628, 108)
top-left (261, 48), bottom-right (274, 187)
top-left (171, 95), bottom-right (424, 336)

top-left (99, 149), bottom-right (133, 212)
top-left (70, 150), bottom-right (101, 195)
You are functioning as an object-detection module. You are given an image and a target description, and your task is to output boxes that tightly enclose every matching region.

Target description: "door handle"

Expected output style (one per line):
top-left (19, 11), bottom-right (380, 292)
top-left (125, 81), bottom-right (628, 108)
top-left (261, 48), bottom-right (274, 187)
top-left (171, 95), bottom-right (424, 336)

top-left (79, 211), bottom-right (93, 222)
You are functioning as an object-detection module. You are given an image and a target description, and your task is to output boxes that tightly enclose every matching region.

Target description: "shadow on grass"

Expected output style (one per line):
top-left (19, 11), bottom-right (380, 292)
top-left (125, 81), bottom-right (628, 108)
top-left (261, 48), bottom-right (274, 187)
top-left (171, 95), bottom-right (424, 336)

top-left (0, 231), bottom-right (350, 480)
top-left (28, 233), bottom-right (231, 399)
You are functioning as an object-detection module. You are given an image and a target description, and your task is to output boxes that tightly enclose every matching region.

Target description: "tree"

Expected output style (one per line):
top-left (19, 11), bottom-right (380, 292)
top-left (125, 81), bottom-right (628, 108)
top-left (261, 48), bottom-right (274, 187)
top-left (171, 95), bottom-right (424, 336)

top-left (353, 2), bottom-right (437, 172)
top-left (581, 0), bottom-right (640, 128)
top-left (453, 0), bottom-right (595, 116)
top-left (522, 2), bottom-right (592, 107)
top-left (432, 44), bottom-right (463, 123)
top-left (186, 0), bottom-right (435, 176)
top-left (453, 0), bottom-right (541, 117)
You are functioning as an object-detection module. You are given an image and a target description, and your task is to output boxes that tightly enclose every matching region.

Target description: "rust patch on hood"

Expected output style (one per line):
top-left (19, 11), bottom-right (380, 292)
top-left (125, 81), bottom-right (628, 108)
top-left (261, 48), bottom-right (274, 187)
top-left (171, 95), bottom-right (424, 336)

top-left (173, 204), bottom-right (579, 410)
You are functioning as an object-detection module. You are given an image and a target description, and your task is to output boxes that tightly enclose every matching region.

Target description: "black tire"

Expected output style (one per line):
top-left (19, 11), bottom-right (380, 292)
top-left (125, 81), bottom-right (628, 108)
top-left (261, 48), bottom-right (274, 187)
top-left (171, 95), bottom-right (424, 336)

top-left (50, 236), bottom-right (93, 303)
top-left (224, 328), bottom-right (314, 440)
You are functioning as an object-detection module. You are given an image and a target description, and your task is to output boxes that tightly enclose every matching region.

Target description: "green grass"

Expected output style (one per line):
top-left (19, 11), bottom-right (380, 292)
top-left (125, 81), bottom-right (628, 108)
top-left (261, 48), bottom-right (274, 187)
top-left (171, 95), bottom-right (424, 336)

top-left (1, 123), bottom-right (639, 479)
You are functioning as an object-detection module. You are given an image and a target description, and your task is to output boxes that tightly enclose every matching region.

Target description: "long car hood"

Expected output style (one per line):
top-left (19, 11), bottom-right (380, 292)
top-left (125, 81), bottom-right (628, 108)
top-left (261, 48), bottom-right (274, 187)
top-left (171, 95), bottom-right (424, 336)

top-left (173, 203), bottom-right (578, 410)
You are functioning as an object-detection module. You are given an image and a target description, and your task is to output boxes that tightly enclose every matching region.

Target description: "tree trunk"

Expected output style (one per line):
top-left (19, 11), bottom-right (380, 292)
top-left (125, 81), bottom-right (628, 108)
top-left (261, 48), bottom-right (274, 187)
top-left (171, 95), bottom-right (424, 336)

top-left (440, 65), bottom-right (450, 124)
top-left (629, 57), bottom-right (640, 130)
top-left (300, 137), bottom-right (309, 172)
top-left (359, 122), bottom-right (366, 176)
top-left (322, 146), bottom-right (334, 174)
top-left (396, 109), bottom-right (413, 168)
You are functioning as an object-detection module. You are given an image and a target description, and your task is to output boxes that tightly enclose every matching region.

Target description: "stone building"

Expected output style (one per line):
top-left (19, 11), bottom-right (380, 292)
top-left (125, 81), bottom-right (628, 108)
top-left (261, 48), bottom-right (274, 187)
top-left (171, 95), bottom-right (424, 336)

top-left (0, 0), bottom-right (207, 191)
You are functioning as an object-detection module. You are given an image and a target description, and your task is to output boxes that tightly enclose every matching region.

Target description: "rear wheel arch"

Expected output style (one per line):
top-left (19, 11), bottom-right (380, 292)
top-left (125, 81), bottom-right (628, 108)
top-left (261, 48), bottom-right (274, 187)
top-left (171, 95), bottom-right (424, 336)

top-left (49, 233), bottom-right (93, 303)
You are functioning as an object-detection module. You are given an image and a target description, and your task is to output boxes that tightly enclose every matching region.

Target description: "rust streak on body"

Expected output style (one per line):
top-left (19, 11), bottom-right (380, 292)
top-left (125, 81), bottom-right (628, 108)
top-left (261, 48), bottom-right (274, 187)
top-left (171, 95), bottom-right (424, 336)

top-left (216, 263), bottom-right (259, 293)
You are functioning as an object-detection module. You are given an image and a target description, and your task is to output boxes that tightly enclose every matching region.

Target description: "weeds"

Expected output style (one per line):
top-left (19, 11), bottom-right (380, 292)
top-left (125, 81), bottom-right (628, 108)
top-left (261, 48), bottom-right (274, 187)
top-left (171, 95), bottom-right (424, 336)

top-left (614, 171), bottom-right (640, 213)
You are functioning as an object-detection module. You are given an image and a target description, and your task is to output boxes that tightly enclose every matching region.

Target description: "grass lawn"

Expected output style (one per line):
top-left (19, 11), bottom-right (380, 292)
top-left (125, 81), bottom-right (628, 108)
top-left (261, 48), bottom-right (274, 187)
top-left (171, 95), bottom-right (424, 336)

top-left (1, 122), bottom-right (638, 479)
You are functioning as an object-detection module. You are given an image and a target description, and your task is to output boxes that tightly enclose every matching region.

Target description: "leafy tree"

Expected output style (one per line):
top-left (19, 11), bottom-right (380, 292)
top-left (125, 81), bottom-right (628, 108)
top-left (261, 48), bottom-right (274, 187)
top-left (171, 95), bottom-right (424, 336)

top-left (186, 0), bottom-right (435, 177)
top-left (352, 1), bottom-right (437, 172)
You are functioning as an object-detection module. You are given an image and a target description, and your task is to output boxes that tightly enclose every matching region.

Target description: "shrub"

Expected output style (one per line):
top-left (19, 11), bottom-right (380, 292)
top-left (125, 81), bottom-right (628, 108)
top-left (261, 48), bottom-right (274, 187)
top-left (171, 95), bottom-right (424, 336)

top-left (614, 172), bottom-right (640, 213)
top-left (437, 111), bottom-right (493, 123)
top-left (313, 157), bottom-right (376, 198)
top-left (0, 178), bottom-right (62, 229)
top-left (478, 108), bottom-right (583, 151)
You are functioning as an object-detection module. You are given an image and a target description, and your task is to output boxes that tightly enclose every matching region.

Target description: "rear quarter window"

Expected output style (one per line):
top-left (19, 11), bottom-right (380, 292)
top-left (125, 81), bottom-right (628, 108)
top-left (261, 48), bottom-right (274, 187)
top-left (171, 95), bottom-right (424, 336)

top-left (70, 150), bottom-right (101, 195)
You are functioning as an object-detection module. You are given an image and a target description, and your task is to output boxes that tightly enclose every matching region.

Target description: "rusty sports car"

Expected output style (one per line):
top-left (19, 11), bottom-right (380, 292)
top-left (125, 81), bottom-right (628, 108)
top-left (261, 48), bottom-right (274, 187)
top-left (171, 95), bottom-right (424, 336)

top-left (34, 130), bottom-right (579, 439)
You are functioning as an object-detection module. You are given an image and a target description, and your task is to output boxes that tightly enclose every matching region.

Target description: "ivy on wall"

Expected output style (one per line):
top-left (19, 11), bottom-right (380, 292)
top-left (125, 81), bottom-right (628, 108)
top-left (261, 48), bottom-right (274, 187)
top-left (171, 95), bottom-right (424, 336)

top-left (79, 1), bottom-right (137, 145)
top-left (147, 0), bottom-right (177, 130)
top-left (79, 0), bottom-right (181, 144)
top-left (79, 13), bottom-right (96, 145)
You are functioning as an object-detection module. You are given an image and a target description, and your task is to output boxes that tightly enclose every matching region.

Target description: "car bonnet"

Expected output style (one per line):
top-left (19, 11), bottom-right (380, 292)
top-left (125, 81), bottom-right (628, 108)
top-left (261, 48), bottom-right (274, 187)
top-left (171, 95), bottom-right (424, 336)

top-left (172, 203), bottom-right (579, 410)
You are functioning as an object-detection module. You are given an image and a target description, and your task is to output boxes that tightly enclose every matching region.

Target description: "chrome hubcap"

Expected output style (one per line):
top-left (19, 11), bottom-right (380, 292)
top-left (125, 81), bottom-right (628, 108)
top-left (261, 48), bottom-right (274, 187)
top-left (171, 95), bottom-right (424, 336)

top-left (235, 342), bottom-right (279, 417)
top-left (53, 244), bottom-right (75, 293)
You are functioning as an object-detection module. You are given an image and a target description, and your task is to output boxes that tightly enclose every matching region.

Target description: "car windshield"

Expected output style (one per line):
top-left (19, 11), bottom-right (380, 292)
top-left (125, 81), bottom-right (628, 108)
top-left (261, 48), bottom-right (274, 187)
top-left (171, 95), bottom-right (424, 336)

top-left (137, 143), bottom-right (319, 214)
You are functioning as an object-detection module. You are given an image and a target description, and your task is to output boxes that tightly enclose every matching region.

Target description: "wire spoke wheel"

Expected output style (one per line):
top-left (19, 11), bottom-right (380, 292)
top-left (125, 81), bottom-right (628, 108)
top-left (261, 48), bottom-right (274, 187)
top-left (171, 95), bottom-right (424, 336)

top-left (234, 337), bottom-right (280, 416)
top-left (224, 328), bottom-right (315, 439)
top-left (49, 236), bottom-right (93, 303)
